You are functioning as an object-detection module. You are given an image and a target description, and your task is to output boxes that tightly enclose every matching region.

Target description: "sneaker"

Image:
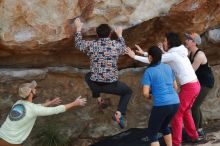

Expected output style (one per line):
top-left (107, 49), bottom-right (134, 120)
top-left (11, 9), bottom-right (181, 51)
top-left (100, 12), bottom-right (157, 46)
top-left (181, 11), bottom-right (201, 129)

top-left (112, 112), bottom-right (125, 129)
top-left (191, 136), bottom-right (206, 144)
top-left (192, 136), bottom-right (209, 144)
top-left (142, 136), bottom-right (150, 142)
top-left (191, 138), bottom-right (199, 143)
top-left (198, 129), bottom-right (206, 137)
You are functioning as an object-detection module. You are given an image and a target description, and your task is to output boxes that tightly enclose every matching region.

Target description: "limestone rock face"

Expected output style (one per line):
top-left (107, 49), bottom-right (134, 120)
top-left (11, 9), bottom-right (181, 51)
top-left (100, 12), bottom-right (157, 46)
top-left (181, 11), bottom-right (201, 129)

top-left (0, 66), bottom-right (220, 146)
top-left (0, 0), bottom-right (179, 44)
top-left (207, 28), bottom-right (220, 43)
top-left (0, 0), bottom-right (219, 67)
top-left (0, 1), bottom-right (220, 145)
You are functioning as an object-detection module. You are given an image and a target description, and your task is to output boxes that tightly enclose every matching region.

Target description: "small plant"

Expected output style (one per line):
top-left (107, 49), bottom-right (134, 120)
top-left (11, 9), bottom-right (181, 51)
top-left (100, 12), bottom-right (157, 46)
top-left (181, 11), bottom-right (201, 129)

top-left (35, 124), bottom-right (69, 146)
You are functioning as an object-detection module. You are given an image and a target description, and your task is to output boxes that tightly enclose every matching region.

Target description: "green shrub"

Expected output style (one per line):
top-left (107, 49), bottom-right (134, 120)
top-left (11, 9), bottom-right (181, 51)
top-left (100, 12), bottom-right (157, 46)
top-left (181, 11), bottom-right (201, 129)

top-left (35, 124), bottom-right (69, 146)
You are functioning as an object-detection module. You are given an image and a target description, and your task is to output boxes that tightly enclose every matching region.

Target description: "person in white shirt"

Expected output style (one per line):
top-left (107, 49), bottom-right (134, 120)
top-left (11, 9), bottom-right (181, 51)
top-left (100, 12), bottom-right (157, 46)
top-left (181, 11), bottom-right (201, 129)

top-left (125, 32), bottom-right (200, 146)
top-left (0, 80), bottom-right (87, 146)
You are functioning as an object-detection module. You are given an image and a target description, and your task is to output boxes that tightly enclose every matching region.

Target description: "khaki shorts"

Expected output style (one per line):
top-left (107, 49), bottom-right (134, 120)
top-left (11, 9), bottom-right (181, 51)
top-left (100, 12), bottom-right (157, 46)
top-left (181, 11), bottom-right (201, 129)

top-left (0, 139), bottom-right (22, 146)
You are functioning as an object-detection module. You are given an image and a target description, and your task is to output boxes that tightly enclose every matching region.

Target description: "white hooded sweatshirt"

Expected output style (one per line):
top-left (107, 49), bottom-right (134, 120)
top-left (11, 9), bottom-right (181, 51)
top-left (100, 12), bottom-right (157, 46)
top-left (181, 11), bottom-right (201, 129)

top-left (134, 45), bottom-right (197, 85)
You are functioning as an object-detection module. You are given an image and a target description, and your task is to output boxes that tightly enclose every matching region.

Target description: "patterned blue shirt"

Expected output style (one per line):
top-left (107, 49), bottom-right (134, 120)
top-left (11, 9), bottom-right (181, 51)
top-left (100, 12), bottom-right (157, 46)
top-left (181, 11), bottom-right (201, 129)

top-left (75, 32), bottom-right (126, 83)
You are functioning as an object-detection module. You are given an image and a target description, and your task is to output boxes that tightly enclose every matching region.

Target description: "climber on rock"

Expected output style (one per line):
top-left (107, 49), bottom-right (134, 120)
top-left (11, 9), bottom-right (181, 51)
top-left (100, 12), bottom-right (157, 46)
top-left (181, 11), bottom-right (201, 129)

top-left (74, 18), bottom-right (132, 129)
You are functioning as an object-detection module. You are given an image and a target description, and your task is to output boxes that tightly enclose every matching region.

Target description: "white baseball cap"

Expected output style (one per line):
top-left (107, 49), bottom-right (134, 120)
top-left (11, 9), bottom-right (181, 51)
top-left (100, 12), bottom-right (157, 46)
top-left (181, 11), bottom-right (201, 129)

top-left (18, 80), bottom-right (37, 98)
top-left (184, 32), bottom-right (202, 45)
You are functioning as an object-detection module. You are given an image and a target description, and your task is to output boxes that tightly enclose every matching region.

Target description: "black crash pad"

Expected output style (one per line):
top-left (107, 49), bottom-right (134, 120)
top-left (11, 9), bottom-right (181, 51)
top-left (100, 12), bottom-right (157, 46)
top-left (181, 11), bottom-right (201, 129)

top-left (90, 128), bottom-right (166, 146)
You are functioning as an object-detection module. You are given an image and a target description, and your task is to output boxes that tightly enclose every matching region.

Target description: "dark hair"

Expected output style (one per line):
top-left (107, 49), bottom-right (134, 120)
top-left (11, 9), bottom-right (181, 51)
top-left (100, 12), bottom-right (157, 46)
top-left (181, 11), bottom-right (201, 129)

top-left (96, 24), bottom-right (112, 38)
top-left (166, 32), bottom-right (182, 49)
top-left (148, 46), bottom-right (162, 67)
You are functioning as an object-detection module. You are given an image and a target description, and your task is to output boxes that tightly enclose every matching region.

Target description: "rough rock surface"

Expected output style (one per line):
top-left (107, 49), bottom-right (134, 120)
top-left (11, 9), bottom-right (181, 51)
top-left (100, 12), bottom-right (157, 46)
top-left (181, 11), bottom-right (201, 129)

top-left (207, 28), bottom-right (220, 43)
top-left (0, 0), bottom-right (219, 67)
top-left (0, 66), bottom-right (220, 146)
top-left (0, 0), bottom-right (220, 146)
top-left (0, 0), bottom-right (180, 43)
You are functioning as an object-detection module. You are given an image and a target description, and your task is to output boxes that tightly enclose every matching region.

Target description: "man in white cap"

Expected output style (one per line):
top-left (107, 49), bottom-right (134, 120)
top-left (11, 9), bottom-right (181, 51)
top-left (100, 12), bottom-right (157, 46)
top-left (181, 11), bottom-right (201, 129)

top-left (185, 32), bottom-right (214, 138)
top-left (0, 80), bottom-right (87, 146)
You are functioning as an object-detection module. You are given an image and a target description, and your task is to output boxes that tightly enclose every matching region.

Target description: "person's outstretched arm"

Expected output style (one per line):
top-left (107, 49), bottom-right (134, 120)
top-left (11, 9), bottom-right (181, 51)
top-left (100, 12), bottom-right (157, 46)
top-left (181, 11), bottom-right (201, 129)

top-left (114, 27), bottom-right (126, 55)
top-left (74, 18), bottom-right (92, 52)
top-left (64, 96), bottom-right (87, 110)
top-left (33, 96), bottom-right (87, 116)
top-left (42, 97), bottom-right (62, 107)
top-left (161, 52), bottom-right (176, 63)
top-left (134, 44), bottom-right (148, 56)
top-left (125, 47), bottom-right (150, 64)
top-left (157, 42), bottom-right (175, 63)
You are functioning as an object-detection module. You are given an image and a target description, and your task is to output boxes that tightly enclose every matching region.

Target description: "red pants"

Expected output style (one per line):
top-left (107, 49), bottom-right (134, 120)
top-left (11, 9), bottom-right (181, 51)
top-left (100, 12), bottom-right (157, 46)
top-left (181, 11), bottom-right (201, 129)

top-left (171, 81), bottom-right (200, 146)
